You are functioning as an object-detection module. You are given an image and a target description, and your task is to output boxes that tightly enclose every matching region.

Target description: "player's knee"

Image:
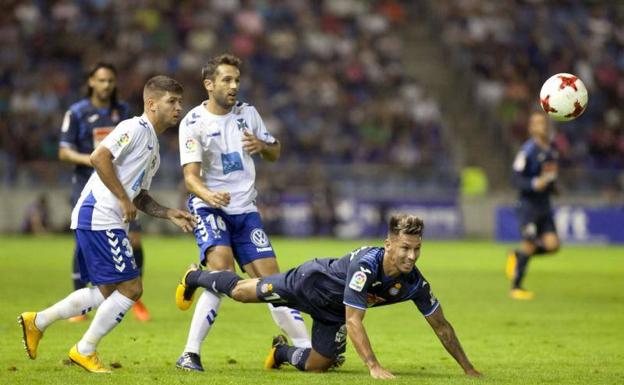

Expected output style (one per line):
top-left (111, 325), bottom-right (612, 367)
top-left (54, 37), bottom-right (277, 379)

top-left (127, 285), bottom-right (143, 301)
top-left (118, 280), bottom-right (143, 300)
top-left (543, 238), bottom-right (560, 252)
top-left (205, 257), bottom-right (235, 271)
top-left (547, 242), bottom-right (560, 253)
top-left (303, 359), bottom-right (331, 373)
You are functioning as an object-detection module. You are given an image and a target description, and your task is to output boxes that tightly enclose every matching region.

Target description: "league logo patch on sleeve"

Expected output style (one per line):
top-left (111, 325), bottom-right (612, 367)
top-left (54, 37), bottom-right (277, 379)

top-left (116, 132), bottom-right (130, 147)
top-left (184, 138), bottom-right (197, 153)
top-left (349, 271), bottom-right (367, 292)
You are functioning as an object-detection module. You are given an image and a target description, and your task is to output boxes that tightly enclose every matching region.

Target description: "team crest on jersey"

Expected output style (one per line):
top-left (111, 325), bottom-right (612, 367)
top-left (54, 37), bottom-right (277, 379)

top-left (260, 283), bottom-right (273, 294)
top-left (349, 271), bottom-right (367, 292)
top-left (236, 118), bottom-right (249, 131)
top-left (389, 283), bottom-right (401, 296)
top-left (185, 138), bottom-right (197, 152)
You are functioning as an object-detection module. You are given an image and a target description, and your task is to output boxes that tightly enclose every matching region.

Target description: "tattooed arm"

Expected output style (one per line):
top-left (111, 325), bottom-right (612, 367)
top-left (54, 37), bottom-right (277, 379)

top-left (133, 190), bottom-right (196, 232)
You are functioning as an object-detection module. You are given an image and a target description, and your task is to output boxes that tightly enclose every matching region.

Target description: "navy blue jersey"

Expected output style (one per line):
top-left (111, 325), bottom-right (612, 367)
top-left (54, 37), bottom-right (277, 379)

top-left (273, 246), bottom-right (440, 324)
top-left (512, 139), bottom-right (558, 207)
top-left (59, 98), bottom-right (130, 187)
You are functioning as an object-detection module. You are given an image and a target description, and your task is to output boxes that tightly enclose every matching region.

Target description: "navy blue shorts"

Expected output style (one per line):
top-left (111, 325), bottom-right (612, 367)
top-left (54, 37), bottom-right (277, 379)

top-left (188, 201), bottom-right (275, 270)
top-left (257, 270), bottom-right (346, 359)
top-left (75, 229), bottom-right (140, 285)
top-left (516, 202), bottom-right (556, 240)
top-left (309, 319), bottom-right (347, 359)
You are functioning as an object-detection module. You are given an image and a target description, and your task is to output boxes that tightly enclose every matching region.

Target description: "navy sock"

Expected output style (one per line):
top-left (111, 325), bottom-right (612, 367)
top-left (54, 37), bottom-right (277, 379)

top-left (512, 250), bottom-right (531, 289)
top-left (187, 270), bottom-right (241, 296)
top-left (72, 249), bottom-right (86, 290)
top-left (275, 345), bottom-right (311, 371)
top-left (134, 247), bottom-right (144, 275)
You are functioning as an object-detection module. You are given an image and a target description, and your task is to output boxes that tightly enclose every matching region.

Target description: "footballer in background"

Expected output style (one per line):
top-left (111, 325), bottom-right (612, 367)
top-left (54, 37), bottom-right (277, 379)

top-left (506, 111), bottom-right (561, 300)
top-left (58, 62), bottom-right (150, 321)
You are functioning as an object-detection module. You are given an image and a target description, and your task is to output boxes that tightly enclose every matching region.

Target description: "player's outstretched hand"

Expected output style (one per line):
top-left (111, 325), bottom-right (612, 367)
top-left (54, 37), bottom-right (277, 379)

top-left (167, 209), bottom-right (197, 233)
top-left (242, 131), bottom-right (266, 155)
top-left (465, 368), bottom-right (483, 377)
top-left (205, 190), bottom-right (231, 208)
top-left (369, 365), bottom-right (395, 379)
top-left (120, 198), bottom-right (137, 222)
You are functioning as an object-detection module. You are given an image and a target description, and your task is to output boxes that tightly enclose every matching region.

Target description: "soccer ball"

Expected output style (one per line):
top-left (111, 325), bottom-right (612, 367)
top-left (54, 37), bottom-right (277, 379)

top-left (539, 73), bottom-right (588, 121)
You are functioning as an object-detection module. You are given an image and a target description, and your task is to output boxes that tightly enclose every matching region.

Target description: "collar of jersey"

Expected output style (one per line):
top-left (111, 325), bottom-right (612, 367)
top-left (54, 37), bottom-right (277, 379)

top-left (139, 114), bottom-right (157, 136)
top-left (201, 101), bottom-right (233, 119)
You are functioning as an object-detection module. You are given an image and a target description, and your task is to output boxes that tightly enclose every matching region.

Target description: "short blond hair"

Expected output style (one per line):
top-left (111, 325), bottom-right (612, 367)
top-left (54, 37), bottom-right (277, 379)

top-left (388, 214), bottom-right (424, 237)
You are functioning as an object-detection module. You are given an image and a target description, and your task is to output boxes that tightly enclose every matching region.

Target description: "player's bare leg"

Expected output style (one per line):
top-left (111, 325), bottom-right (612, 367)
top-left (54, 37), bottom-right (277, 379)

top-left (304, 349), bottom-right (334, 372)
top-left (129, 231), bottom-right (150, 321)
top-left (537, 232), bottom-right (560, 254)
top-left (245, 258), bottom-right (311, 349)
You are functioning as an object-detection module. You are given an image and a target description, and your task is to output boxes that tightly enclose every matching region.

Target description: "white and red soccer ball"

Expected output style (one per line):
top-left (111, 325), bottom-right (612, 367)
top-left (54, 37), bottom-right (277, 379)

top-left (539, 73), bottom-right (588, 121)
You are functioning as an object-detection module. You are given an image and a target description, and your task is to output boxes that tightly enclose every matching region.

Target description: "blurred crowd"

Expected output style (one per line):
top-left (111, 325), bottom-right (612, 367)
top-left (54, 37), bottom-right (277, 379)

top-left (431, 0), bottom-right (624, 192)
top-left (0, 0), bottom-right (451, 191)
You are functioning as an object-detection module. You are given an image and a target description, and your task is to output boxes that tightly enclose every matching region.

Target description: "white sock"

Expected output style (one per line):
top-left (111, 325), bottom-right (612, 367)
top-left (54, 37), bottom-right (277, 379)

top-left (268, 304), bottom-right (311, 348)
top-left (183, 290), bottom-right (222, 354)
top-left (35, 287), bottom-right (105, 330)
top-left (77, 290), bottom-right (134, 355)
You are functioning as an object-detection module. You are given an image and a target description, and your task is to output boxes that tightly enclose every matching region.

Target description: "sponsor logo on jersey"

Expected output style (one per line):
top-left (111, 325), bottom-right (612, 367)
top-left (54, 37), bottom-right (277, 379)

top-left (349, 271), bottom-right (367, 292)
top-left (221, 152), bottom-right (244, 174)
top-left (251, 228), bottom-right (270, 247)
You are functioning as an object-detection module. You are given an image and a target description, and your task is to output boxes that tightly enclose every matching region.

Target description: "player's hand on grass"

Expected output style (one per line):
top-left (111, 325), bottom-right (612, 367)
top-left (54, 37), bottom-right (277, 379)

top-left (369, 364), bottom-right (395, 379)
top-left (205, 190), bottom-right (231, 208)
top-left (242, 131), bottom-right (266, 155)
top-left (465, 368), bottom-right (483, 377)
top-left (120, 197), bottom-right (137, 222)
top-left (167, 209), bottom-right (197, 232)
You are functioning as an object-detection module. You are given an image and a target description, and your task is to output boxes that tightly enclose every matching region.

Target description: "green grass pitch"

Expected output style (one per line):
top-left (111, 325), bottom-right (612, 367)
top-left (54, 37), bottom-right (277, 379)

top-left (1, 235), bottom-right (623, 384)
